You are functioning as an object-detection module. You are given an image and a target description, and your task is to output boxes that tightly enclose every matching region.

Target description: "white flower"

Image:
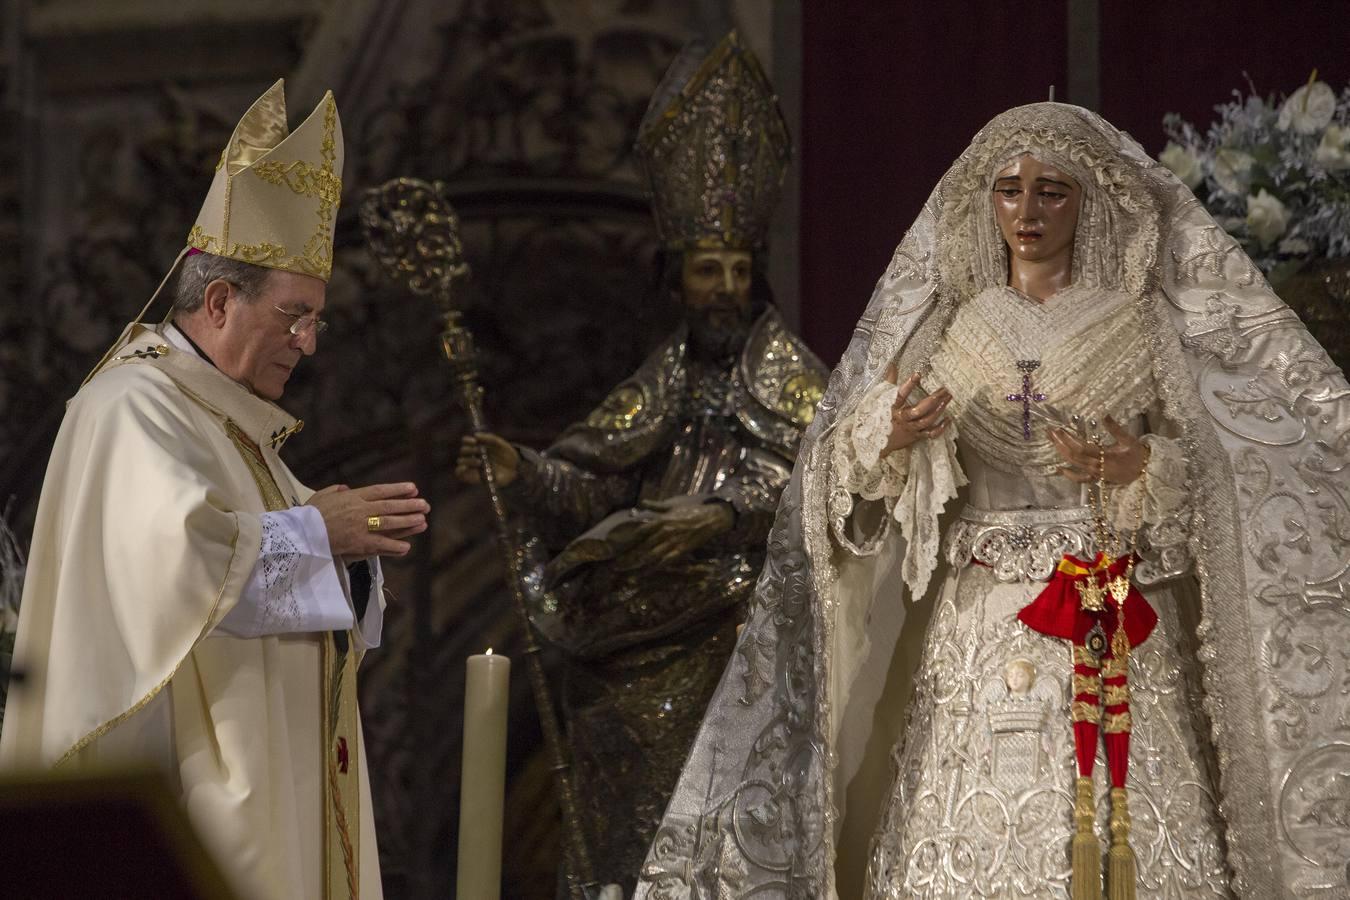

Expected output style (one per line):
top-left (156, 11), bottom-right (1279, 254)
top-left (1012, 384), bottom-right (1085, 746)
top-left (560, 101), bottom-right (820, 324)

top-left (1314, 123), bottom-right (1350, 171)
top-left (1159, 142), bottom-right (1204, 189)
top-left (1246, 189), bottom-right (1290, 247)
top-left (1213, 148), bottom-right (1255, 194)
top-left (1277, 80), bottom-right (1337, 134)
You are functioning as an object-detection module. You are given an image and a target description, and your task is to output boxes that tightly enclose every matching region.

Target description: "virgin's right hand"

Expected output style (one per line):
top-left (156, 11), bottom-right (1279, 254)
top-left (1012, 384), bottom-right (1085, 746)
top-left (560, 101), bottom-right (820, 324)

top-left (455, 433), bottom-right (520, 486)
top-left (883, 365), bottom-right (952, 454)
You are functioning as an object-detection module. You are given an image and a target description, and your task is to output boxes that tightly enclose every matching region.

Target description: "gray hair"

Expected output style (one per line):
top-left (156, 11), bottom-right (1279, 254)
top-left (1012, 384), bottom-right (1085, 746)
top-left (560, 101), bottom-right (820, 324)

top-left (171, 252), bottom-right (273, 314)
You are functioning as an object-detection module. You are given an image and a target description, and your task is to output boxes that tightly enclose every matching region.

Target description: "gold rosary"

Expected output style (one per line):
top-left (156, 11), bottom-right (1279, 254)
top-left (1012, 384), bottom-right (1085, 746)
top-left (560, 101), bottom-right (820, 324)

top-left (1078, 437), bottom-right (1150, 613)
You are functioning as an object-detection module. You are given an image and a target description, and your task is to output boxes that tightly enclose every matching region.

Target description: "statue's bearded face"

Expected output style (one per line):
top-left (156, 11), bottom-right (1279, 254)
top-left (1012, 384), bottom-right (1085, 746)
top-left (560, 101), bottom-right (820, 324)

top-left (991, 154), bottom-right (1081, 269)
top-left (682, 248), bottom-right (752, 315)
top-left (681, 248), bottom-right (753, 361)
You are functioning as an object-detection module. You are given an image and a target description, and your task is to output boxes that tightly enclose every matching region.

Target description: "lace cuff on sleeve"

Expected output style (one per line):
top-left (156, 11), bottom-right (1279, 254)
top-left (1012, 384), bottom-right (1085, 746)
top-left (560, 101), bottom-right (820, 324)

top-left (1108, 434), bottom-right (1188, 527)
top-left (216, 506), bottom-right (355, 638)
top-left (1108, 434), bottom-right (1192, 582)
top-left (831, 379), bottom-right (910, 501)
top-left (828, 378), bottom-right (967, 588)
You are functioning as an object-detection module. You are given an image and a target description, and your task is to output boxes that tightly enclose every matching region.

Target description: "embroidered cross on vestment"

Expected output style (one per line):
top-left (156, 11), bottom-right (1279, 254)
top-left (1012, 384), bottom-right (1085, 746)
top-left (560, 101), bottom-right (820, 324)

top-left (1006, 359), bottom-right (1047, 440)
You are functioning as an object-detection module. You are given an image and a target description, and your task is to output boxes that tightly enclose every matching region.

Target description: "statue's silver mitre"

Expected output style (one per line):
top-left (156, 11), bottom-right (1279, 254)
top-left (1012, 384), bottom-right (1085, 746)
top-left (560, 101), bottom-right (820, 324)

top-left (636, 31), bottom-right (792, 251)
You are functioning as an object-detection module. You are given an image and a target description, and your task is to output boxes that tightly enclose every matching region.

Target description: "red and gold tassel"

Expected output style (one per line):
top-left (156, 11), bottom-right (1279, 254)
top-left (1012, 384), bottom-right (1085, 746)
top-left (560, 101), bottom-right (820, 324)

top-left (1019, 553), bottom-right (1155, 900)
top-left (1071, 642), bottom-right (1104, 900)
top-left (1103, 597), bottom-right (1138, 900)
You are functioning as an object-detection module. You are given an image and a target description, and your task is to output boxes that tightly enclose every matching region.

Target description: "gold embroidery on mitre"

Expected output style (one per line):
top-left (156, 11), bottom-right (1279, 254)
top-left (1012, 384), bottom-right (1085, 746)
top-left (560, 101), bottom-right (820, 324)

top-left (186, 80), bottom-right (344, 281)
top-left (187, 226), bottom-right (289, 268)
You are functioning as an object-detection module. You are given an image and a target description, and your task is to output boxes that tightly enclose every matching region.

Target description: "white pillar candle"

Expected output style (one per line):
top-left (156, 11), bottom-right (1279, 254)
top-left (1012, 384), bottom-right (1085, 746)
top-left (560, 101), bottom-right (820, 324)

top-left (456, 649), bottom-right (510, 900)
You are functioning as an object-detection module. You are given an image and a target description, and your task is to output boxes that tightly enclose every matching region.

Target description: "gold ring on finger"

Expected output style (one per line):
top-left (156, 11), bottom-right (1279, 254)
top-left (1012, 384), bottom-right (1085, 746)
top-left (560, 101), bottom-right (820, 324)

top-left (367, 515), bottom-right (382, 533)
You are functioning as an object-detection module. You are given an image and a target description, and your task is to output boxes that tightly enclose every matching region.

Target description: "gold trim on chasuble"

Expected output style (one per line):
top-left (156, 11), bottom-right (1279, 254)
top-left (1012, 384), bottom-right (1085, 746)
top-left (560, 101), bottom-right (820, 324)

top-left (225, 422), bottom-right (361, 899)
top-left (54, 525), bottom-right (239, 768)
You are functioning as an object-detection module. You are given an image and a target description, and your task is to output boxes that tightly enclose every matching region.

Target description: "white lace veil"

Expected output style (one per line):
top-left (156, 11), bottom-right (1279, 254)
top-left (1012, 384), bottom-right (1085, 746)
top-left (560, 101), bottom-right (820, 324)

top-left (636, 103), bottom-right (1350, 900)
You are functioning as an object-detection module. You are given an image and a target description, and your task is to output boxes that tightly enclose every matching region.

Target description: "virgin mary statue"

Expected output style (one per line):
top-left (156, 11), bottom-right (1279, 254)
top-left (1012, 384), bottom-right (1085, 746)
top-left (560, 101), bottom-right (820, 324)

top-left (635, 103), bottom-right (1350, 899)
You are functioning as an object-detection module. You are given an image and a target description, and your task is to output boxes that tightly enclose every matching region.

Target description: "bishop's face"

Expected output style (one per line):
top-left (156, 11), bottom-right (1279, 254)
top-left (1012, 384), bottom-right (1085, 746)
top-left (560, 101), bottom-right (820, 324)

top-left (217, 271), bottom-right (326, 401)
top-left (992, 154), bottom-right (1081, 269)
top-left (681, 248), bottom-right (753, 362)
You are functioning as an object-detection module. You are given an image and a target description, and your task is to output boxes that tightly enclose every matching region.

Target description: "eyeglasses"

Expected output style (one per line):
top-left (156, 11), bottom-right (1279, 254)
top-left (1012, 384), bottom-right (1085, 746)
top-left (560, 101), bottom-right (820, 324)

top-left (273, 305), bottom-right (329, 337)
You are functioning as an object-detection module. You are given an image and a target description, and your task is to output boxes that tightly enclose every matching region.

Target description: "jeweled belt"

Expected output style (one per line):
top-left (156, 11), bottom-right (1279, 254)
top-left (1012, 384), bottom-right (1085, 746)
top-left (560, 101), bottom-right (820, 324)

top-left (945, 505), bottom-right (1099, 583)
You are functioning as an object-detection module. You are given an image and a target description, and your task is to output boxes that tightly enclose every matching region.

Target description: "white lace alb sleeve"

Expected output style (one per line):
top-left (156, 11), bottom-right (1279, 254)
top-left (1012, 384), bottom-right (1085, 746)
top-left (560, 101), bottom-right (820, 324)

top-left (215, 505), bottom-right (355, 638)
top-left (831, 379), bottom-right (910, 501)
top-left (1107, 433), bottom-right (1189, 529)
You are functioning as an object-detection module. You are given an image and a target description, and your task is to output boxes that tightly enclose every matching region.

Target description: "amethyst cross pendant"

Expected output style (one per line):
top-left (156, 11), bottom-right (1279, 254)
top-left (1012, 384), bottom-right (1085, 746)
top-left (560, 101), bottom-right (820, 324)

top-left (1006, 359), bottom-right (1047, 440)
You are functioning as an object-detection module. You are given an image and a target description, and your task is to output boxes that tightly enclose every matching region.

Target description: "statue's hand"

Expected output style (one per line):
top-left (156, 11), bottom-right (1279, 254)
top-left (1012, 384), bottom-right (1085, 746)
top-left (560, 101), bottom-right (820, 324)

top-left (455, 432), bottom-right (520, 486)
top-left (1050, 417), bottom-right (1149, 485)
top-left (883, 364), bottom-right (951, 454)
top-left (613, 500), bottom-right (734, 571)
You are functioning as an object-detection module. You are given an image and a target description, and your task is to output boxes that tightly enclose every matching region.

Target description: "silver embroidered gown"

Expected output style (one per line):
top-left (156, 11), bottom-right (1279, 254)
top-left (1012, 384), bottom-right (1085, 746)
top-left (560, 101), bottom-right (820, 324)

top-left (839, 284), bottom-right (1233, 899)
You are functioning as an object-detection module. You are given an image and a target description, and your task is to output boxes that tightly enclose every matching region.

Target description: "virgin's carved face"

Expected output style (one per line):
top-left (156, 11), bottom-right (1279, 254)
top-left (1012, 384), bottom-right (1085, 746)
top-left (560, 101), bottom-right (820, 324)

top-left (992, 154), bottom-right (1081, 268)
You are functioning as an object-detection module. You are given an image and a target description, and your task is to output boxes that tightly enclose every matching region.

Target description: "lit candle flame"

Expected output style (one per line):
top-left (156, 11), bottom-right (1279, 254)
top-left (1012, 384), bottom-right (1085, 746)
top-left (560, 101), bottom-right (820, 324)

top-left (485, 648), bottom-right (493, 656)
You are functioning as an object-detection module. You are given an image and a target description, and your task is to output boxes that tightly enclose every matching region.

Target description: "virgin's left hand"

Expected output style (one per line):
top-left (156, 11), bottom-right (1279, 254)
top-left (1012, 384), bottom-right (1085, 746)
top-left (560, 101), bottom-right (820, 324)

top-left (1049, 416), bottom-right (1148, 484)
top-left (613, 500), bottom-right (735, 571)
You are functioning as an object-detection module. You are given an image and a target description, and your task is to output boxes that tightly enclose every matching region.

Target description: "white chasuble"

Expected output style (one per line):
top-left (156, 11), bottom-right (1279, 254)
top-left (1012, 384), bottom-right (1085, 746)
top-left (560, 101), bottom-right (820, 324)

top-left (0, 324), bottom-right (381, 900)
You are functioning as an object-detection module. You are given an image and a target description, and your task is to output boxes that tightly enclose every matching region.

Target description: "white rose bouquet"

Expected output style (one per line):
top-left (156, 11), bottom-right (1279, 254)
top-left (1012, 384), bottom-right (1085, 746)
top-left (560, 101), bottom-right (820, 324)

top-left (1162, 73), bottom-right (1350, 281)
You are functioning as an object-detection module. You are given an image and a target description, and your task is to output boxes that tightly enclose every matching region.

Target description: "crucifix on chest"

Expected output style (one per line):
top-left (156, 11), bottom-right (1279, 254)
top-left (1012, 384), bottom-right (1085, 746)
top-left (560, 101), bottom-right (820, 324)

top-left (1006, 359), bottom-right (1047, 440)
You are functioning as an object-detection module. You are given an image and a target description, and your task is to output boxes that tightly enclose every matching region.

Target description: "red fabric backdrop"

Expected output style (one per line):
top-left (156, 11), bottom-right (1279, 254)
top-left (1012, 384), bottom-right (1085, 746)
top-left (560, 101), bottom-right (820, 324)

top-left (799, 2), bottom-right (1350, 363)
